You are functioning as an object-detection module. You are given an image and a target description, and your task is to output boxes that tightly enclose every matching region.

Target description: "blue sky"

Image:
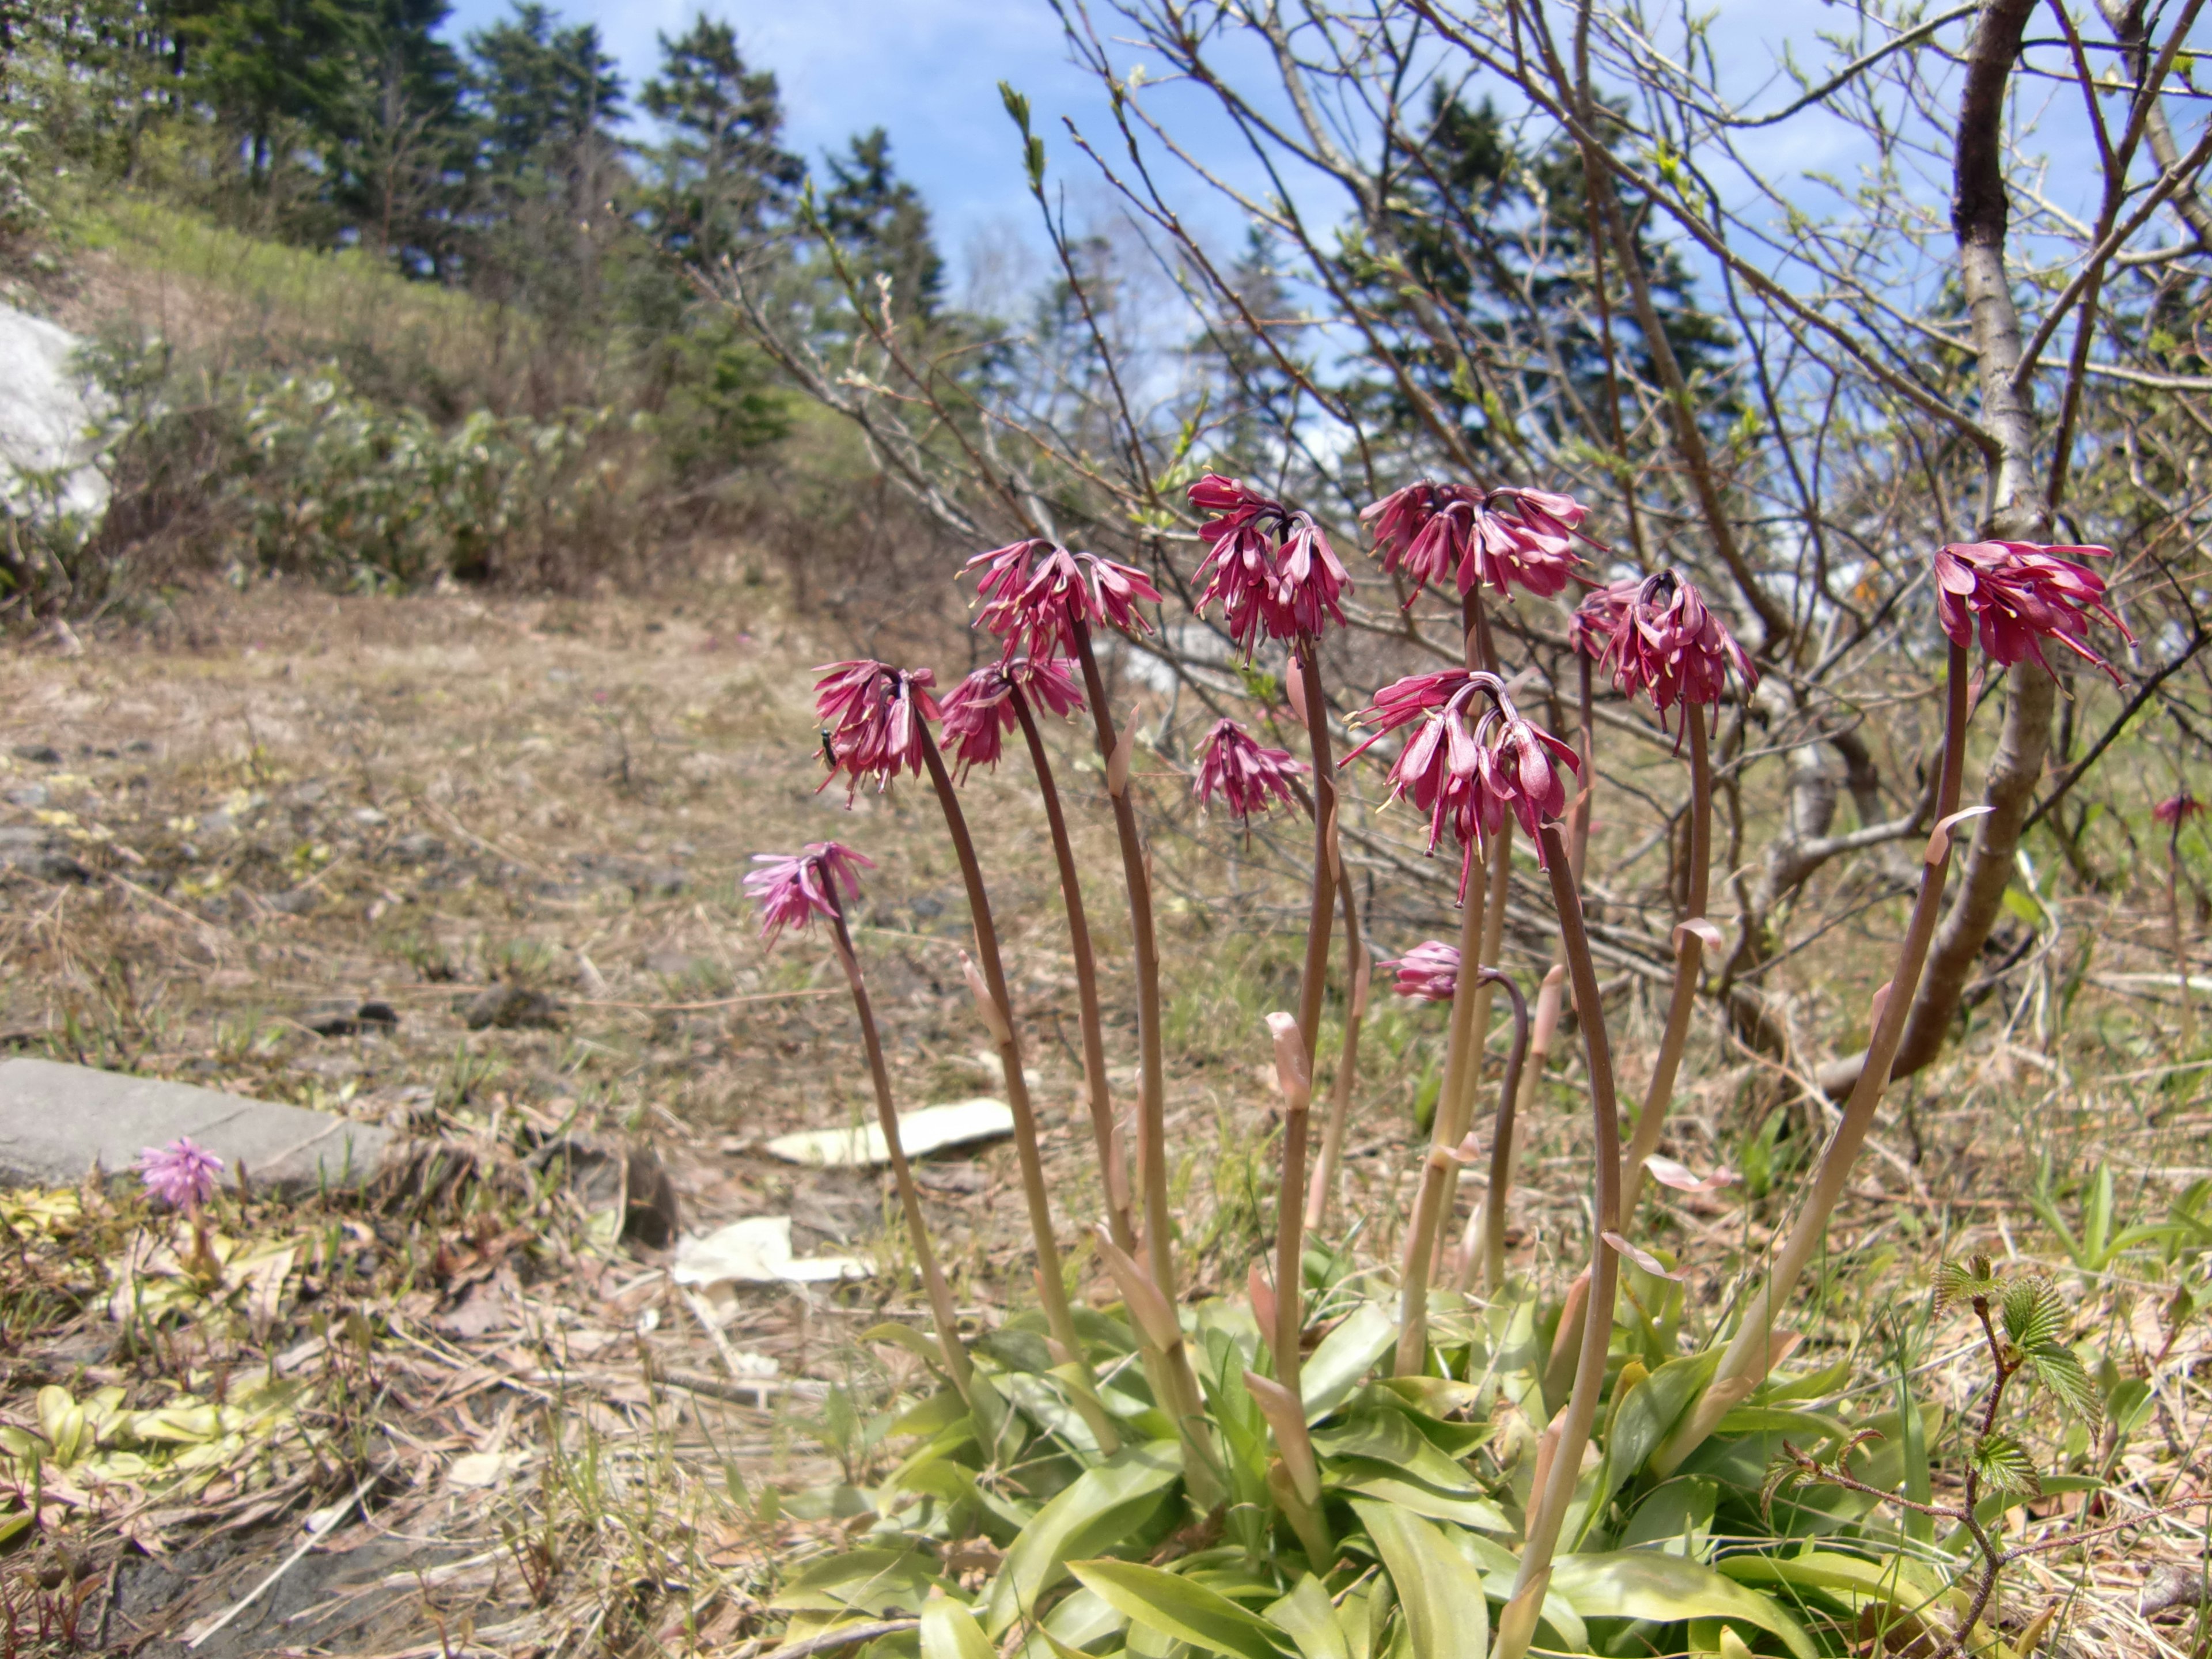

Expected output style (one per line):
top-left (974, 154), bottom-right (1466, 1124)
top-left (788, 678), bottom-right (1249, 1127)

top-left (431, 0), bottom-right (2147, 313)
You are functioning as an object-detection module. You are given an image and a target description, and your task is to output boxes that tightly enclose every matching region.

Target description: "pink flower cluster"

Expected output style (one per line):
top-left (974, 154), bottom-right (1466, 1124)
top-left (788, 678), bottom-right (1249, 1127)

top-left (938, 656), bottom-right (1087, 777)
top-left (1934, 540), bottom-right (2131, 683)
top-left (1189, 475), bottom-right (1350, 655)
top-left (1582, 569), bottom-right (1756, 721)
top-left (1346, 669), bottom-right (1580, 895)
top-left (744, 841), bottom-right (874, 945)
top-left (814, 660), bottom-right (940, 798)
top-left (1362, 480), bottom-right (1596, 603)
top-left (1194, 719), bottom-right (1308, 821)
top-left (965, 538), bottom-right (1160, 660)
top-left (138, 1137), bottom-right (224, 1212)
top-left (1387, 941), bottom-right (1461, 1002)
top-left (2155, 792), bottom-right (2206, 828)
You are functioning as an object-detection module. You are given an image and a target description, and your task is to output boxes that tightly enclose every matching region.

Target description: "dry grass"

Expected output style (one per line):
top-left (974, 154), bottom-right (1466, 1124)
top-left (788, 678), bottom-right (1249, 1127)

top-left (2, 577), bottom-right (2210, 1656)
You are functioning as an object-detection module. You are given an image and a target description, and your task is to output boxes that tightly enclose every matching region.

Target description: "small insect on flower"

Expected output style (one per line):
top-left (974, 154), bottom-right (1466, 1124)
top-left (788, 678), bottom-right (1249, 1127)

top-left (1190, 475), bottom-right (1350, 654)
top-left (1933, 539), bottom-right (2133, 683)
top-left (1387, 941), bottom-right (1461, 1002)
top-left (744, 842), bottom-right (874, 945)
top-left (138, 1137), bottom-right (224, 1212)
top-left (814, 661), bottom-right (940, 800)
top-left (938, 657), bottom-right (1086, 777)
top-left (1194, 719), bottom-right (1308, 821)
top-left (2155, 792), bottom-right (2208, 827)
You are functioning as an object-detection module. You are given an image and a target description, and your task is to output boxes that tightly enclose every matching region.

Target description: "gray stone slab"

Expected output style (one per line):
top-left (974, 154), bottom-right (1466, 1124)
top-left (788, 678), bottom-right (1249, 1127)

top-left (0, 1058), bottom-right (389, 1196)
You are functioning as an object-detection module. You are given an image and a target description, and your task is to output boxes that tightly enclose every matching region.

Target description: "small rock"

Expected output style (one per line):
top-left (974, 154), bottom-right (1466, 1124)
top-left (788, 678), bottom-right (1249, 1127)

top-left (5, 786), bottom-right (48, 808)
top-left (527, 1137), bottom-right (679, 1247)
top-left (353, 806), bottom-right (389, 827)
top-left (0, 827), bottom-right (89, 884)
top-left (265, 887), bottom-right (319, 915)
top-left (11, 744), bottom-right (60, 765)
top-left (631, 867), bottom-right (687, 899)
top-left (388, 832), bottom-right (446, 864)
top-left (463, 983), bottom-right (561, 1031)
top-left (125, 739), bottom-right (154, 755)
top-left (305, 1001), bottom-right (396, 1039)
top-left (283, 779), bottom-right (328, 807)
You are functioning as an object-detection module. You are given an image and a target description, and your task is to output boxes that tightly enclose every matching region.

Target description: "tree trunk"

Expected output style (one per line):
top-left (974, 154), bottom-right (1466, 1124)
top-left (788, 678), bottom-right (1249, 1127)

top-left (1817, 0), bottom-right (2051, 1099)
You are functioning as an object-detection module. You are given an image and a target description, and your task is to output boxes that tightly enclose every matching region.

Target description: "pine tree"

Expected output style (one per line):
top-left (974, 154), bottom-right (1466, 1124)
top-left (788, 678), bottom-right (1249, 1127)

top-left (819, 128), bottom-right (942, 321)
top-left (639, 16), bottom-right (801, 270)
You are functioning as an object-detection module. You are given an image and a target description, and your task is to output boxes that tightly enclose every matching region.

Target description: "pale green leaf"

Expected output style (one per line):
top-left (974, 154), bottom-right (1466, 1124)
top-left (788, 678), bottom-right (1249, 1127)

top-left (922, 1597), bottom-right (997, 1659)
top-left (1265, 1575), bottom-right (1350, 1659)
top-left (1070, 1560), bottom-right (1291, 1659)
top-left (1548, 1551), bottom-right (1817, 1659)
top-left (1302, 1304), bottom-right (1399, 1421)
top-left (983, 1442), bottom-right (1182, 1637)
top-left (1350, 1501), bottom-right (1488, 1659)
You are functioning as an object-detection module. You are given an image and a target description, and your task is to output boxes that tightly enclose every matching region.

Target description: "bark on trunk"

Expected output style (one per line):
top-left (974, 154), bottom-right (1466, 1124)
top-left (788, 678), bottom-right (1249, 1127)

top-left (1817, 0), bottom-right (2053, 1099)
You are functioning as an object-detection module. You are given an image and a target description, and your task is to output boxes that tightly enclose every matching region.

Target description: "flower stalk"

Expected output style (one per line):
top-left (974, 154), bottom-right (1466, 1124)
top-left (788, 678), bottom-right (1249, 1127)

top-left (1654, 640), bottom-right (1973, 1476)
top-left (1618, 711), bottom-right (1714, 1217)
top-left (1010, 685), bottom-right (1135, 1249)
top-left (823, 896), bottom-right (976, 1403)
top-left (914, 727), bottom-right (1086, 1374)
top-left (1275, 647), bottom-right (1339, 1400)
top-left (1495, 820), bottom-right (1623, 1659)
top-left (1304, 857), bottom-right (1368, 1230)
top-left (1460, 964), bottom-right (1564, 1293)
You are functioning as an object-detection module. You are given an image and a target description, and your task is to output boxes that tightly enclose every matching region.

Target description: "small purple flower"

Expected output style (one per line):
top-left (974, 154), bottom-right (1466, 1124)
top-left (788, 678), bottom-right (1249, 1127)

top-left (138, 1137), bottom-right (224, 1212)
top-left (1190, 474), bottom-right (1350, 654)
top-left (813, 660), bottom-right (941, 800)
top-left (965, 539), bottom-right (1160, 659)
top-left (1934, 539), bottom-right (2131, 684)
top-left (1360, 480), bottom-right (1597, 603)
top-left (1598, 568), bottom-right (1758, 723)
top-left (938, 656), bottom-right (1086, 777)
top-left (1194, 719), bottom-right (1308, 821)
top-left (2155, 793), bottom-right (2207, 828)
top-left (1567, 577), bottom-right (1641, 661)
top-left (1387, 942), bottom-right (1461, 1002)
top-left (744, 842), bottom-right (874, 945)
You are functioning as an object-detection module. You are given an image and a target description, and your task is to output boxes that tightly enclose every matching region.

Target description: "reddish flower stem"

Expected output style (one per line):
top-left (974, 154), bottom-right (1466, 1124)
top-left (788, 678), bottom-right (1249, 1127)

top-left (823, 899), bottom-right (973, 1400)
top-left (1472, 968), bottom-right (1531, 1292)
top-left (1304, 865), bottom-right (1365, 1231)
top-left (2169, 819), bottom-right (2197, 1054)
top-left (1618, 711), bottom-right (1712, 1217)
top-left (1010, 687), bottom-right (1135, 1252)
top-left (915, 728), bottom-right (1083, 1367)
top-left (1654, 641), bottom-right (1972, 1477)
top-left (1495, 821), bottom-right (1622, 1659)
top-left (1067, 616), bottom-right (1175, 1297)
top-left (1432, 821), bottom-right (1512, 1268)
top-left (1275, 645), bottom-right (1338, 1399)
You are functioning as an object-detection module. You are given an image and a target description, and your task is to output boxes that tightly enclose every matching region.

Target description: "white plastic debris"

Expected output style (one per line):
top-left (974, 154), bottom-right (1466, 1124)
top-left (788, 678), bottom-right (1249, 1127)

top-left (670, 1215), bottom-right (871, 1286)
top-left (761, 1098), bottom-right (1014, 1168)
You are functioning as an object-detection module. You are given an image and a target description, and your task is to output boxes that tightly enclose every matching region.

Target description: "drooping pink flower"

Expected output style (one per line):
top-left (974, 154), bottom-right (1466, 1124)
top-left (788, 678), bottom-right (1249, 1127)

top-left (1600, 568), bottom-right (1758, 721)
top-left (1347, 669), bottom-right (1578, 893)
top-left (965, 539), bottom-right (1160, 658)
top-left (813, 660), bottom-right (941, 799)
top-left (2155, 792), bottom-right (2207, 827)
top-left (937, 657), bottom-right (1086, 777)
top-left (1388, 941), bottom-right (1461, 1002)
top-left (1359, 480), bottom-right (1597, 603)
top-left (1194, 719), bottom-right (1308, 821)
top-left (1934, 540), bottom-right (2131, 684)
top-left (138, 1137), bottom-right (224, 1212)
top-left (1190, 474), bottom-right (1349, 654)
top-left (1474, 705), bottom-right (1581, 845)
top-left (1568, 577), bottom-right (1641, 660)
top-left (744, 842), bottom-right (874, 945)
